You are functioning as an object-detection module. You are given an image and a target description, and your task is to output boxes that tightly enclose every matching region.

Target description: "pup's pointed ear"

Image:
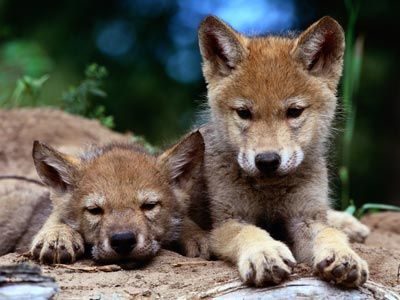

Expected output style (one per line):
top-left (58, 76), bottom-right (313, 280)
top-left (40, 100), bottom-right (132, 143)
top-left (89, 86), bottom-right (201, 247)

top-left (32, 141), bottom-right (80, 193)
top-left (198, 16), bottom-right (247, 81)
top-left (158, 131), bottom-right (204, 192)
top-left (292, 16), bottom-right (345, 86)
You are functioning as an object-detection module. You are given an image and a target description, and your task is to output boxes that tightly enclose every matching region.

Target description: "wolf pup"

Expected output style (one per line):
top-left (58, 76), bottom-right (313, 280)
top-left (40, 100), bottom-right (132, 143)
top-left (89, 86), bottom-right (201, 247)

top-left (30, 131), bottom-right (205, 264)
top-left (195, 16), bottom-right (368, 287)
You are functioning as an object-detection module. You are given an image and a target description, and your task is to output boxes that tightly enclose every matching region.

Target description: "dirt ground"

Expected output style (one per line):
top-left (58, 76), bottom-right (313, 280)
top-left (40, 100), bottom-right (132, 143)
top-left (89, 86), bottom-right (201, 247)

top-left (0, 212), bottom-right (399, 299)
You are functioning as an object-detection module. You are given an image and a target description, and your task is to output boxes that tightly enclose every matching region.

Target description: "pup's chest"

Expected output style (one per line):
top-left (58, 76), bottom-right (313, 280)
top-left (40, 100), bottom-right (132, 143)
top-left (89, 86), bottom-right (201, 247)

top-left (256, 210), bottom-right (291, 244)
top-left (249, 188), bottom-right (295, 242)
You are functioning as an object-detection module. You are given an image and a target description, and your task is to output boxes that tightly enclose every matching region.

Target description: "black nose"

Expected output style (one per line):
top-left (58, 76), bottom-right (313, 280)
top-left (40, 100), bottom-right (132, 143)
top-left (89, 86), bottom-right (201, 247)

top-left (110, 231), bottom-right (137, 254)
top-left (255, 152), bottom-right (281, 175)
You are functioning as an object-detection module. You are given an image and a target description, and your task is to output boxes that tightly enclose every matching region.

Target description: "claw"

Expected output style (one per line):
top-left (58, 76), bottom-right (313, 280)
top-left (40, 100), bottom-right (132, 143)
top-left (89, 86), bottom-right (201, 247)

top-left (317, 255), bottom-right (335, 271)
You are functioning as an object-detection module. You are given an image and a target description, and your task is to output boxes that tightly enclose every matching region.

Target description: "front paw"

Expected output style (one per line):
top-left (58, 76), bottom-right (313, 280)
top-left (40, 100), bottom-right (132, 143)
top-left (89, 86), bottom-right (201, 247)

top-left (180, 231), bottom-right (210, 259)
top-left (314, 246), bottom-right (369, 287)
top-left (238, 240), bottom-right (296, 286)
top-left (30, 225), bottom-right (84, 264)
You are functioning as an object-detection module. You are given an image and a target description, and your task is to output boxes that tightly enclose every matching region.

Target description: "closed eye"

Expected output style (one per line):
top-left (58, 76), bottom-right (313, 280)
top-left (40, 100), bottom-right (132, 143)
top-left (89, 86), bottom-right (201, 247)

top-left (86, 206), bottom-right (103, 215)
top-left (141, 202), bottom-right (159, 211)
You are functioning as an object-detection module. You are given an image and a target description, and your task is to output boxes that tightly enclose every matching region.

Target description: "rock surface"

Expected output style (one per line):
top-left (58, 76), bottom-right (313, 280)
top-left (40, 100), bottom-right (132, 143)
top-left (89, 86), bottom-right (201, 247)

top-left (0, 263), bottom-right (58, 299)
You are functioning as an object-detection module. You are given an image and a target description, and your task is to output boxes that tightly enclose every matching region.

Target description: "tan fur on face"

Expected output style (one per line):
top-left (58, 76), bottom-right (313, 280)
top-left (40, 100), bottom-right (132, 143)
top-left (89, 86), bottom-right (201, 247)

top-left (204, 32), bottom-right (338, 179)
top-left (189, 15), bottom-right (369, 288)
top-left (30, 131), bottom-right (205, 264)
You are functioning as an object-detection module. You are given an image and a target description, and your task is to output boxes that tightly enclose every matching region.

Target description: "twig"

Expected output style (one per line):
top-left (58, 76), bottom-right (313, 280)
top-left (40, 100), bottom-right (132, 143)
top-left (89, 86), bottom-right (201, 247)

top-left (171, 261), bottom-right (210, 267)
top-left (54, 264), bottom-right (122, 272)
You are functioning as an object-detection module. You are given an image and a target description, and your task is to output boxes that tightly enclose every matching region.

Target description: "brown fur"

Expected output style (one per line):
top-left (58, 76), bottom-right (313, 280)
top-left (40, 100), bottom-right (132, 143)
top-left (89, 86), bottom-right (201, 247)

top-left (190, 16), bottom-right (369, 288)
top-left (0, 108), bottom-right (207, 263)
top-left (30, 131), bottom-right (205, 264)
top-left (0, 108), bottom-right (128, 255)
top-left (0, 183), bottom-right (51, 255)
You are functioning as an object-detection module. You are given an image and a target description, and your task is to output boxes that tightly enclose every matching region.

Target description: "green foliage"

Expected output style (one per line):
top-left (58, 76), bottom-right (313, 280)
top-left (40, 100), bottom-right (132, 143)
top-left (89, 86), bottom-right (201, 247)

top-left (344, 201), bottom-right (357, 215)
top-left (340, 0), bottom-right (363, 210)
top-left (345, 202), bottom-right (400, 218)
top-left (131, 135), bottom-right (160, 155)
top-left (339, 0), bottom-right (399, 212)
top-left (10, 74), bottom-right (49, 107)
top-left (1, 40), bottom-right (53, 76)
top-left (0, 62), bottom-right (115, 129)
top-left (88, 105), bottom-right (115, 129)
top-left (62, 64), bottom-right (114, 128)
top-left (0, 40), bottom-right (53, 105)
top-left (355, 203), bottom-right (400, 218)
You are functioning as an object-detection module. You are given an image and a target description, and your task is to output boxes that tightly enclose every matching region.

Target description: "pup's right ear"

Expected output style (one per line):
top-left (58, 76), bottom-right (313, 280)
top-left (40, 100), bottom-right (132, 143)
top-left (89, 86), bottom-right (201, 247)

top-left (32, 141), bottom-right (80, 193)
top-left (198, 16), bottom-right (247, 81)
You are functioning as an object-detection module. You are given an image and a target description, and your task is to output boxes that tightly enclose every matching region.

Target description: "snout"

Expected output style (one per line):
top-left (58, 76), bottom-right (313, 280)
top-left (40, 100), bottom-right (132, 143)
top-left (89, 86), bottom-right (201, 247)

top-left (255, 152), bottom-right (281, 176)
top-left (91, 229), bottom-right (161, 263)
top-left (110, 231), bottom-right (137, 255)
top-left (237, 148), bottom-right (304, 177)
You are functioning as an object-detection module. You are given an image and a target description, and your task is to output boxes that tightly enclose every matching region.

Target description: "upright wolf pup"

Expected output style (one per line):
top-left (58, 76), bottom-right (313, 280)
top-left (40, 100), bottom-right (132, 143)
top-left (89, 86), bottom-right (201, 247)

top-left (194, 16), bottom-right (368, 287)
top-left (30, 131), bottom-right (205, 264)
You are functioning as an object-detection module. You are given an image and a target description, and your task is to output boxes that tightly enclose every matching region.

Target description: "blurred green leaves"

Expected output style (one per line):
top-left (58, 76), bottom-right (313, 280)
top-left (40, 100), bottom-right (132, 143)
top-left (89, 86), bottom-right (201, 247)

top-left (340, 0), bottom-right (364, 210)
top-left (62, 64), bottom-right (114, 128)
top-left (345, 202), bottom-right (400, 218)
top-left (0, 40), bottom-right (53, 105)
top-left (1, 62), bottom-right (115, 129)
top-left (10, 74), bottom-right (49, 106)
top-left (1, 40), bottom-right (53, 76)
top-left (131, 135), bottom-right (160, 155)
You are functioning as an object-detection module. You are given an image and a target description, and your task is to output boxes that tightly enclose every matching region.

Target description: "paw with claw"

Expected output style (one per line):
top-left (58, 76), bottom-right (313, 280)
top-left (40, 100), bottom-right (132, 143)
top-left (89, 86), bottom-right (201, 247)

top-left (238, 240), bottom-right (296, 286)
top-left (314, 245), bottom-right (369, 287)
top-left (30, 225), bottom-right (84, 264)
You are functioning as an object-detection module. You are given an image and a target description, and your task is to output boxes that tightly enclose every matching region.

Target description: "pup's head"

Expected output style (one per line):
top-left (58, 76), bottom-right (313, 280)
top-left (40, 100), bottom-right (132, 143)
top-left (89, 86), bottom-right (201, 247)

top-left (32, 131), bottom-right (203, 263)
top-left (199, 16), bottom-right (344, 178)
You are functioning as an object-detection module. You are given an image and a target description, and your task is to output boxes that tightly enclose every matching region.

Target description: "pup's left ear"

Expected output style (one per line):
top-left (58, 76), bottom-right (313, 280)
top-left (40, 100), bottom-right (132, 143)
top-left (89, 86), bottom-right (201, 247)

top-left (198, 16), bottom-right (248, 81)
top-left (32, 141), bottom-right (80, 194)
top-left (157, 130), bottom-right (204, 193)
top-left (292, 16), bottom-right (345, 87)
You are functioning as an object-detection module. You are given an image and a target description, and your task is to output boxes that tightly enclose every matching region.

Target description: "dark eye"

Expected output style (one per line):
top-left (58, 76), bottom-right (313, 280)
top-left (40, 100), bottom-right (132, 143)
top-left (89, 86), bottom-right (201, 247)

top-left (236, 108), bottom-right (252, 120)
top-left (287, 107), bottom-right (305, 119)
top-left (86, 206), bottom-right (103, 215)
top-left (141, 202), bottom-right (159, 211)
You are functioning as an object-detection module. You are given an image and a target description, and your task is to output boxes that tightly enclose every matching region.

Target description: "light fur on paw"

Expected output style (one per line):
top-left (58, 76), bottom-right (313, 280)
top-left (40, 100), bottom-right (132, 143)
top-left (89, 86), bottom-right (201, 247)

top-left (314, 245), bottom-right (369, 287)
top-left (238, 240), bottom-right (296, 286)
top-left (30, 225), bottom-right (84, 264)
top-left (327, 210), bottom-right (370, 243)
